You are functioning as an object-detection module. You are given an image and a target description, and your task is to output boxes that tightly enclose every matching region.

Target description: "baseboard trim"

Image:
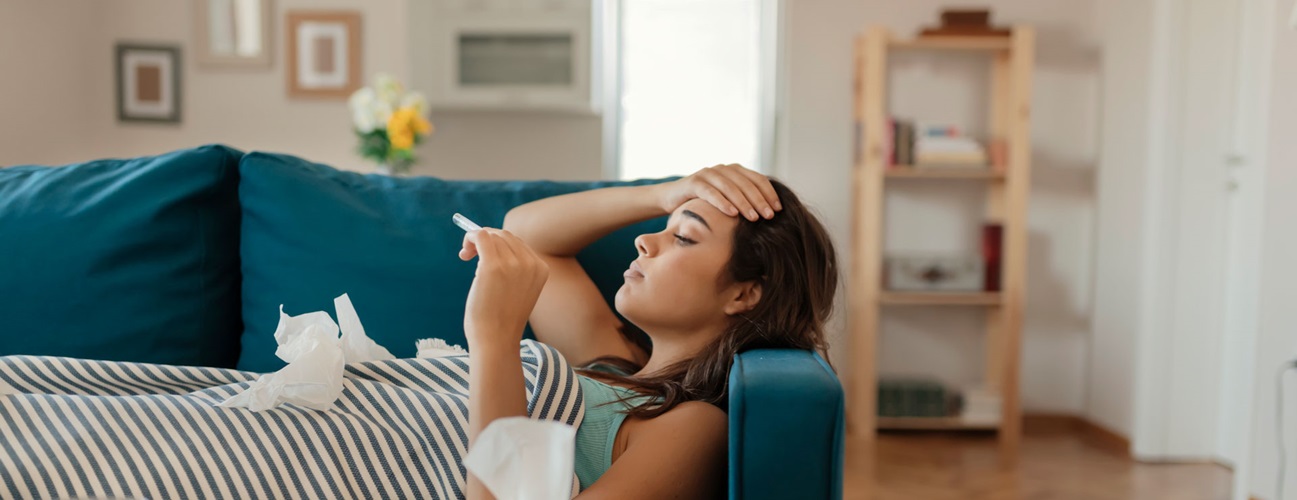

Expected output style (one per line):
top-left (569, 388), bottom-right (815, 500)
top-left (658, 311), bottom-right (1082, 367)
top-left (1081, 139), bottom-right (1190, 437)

top-left (1022, 413), bottom-right (1131, 457)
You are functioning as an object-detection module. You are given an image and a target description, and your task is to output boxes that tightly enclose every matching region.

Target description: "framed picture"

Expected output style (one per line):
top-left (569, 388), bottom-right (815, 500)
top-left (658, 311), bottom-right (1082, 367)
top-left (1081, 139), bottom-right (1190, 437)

top-left (286, 10), bottom-right (361, 99)
top-left (116, 43), bottom-right (182, 123)
top-left (194, 0), bottom-right (273, 68)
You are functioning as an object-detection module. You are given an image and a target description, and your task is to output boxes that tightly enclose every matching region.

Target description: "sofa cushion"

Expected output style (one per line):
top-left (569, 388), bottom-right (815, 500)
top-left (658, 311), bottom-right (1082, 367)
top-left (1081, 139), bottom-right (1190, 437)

top-left (0, 145), bottom-right (244, 367)
top-left (236, 152), bottom-right (668, 372)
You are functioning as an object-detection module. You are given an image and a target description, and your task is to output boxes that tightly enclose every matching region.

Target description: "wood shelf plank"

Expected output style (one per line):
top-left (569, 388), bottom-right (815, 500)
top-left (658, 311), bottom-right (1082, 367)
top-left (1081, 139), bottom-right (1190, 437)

top-left (886, 167), bottom-right (1005, 180)
top-left (889, 36), bottom-right (1012, 51)
top-left (877, 416), bottom-right (1001, 431)
top-left (879, 292), bottom-right (1002, 306)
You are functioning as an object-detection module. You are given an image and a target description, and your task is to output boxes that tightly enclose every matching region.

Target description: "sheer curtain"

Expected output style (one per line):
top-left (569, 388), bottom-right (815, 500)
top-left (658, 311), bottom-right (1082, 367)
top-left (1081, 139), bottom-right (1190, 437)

top-left (613, 0), bottom-right (766, 180)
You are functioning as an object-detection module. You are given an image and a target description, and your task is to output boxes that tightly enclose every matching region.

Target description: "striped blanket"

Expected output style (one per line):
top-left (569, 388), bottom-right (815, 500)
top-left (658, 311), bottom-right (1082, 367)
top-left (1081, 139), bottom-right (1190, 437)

top-left (0, 340), bottom-right (583, 500)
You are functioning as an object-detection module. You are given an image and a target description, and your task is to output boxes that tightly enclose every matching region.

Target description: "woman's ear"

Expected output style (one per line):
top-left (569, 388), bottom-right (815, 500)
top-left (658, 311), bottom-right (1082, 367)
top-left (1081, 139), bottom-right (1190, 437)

top-left (723, 282), bottom-right (762, 316)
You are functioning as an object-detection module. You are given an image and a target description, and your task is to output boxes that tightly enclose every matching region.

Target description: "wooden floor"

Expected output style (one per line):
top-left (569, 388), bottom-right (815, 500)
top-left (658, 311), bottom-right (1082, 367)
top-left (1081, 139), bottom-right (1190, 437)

top-left (845, 427), bottom-right (1234, 500)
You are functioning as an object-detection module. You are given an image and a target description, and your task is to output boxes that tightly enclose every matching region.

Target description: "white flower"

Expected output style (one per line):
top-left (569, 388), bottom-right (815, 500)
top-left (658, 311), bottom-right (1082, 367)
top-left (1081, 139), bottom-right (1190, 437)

top-left (374, 73), bottom-right (403, 107)
top-left (349, 87), bottom-right (378, 132)
top-left (400, 91), bottom-right (428, 116)
top-left (369, 99), bottom-right (393, 131)
top-left (349, 86), bottom-right (398, 133)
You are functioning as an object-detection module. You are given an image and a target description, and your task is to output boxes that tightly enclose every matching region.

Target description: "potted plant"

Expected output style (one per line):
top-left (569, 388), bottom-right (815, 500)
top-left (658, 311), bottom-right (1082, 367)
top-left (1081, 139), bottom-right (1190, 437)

top-left (348, 74), bottom-right (434, 175)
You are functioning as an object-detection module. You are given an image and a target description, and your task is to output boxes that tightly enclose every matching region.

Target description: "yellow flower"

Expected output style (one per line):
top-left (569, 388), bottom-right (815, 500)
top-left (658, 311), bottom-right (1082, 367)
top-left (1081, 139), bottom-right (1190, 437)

top-left (386, 106), bottom-right (433, 151)
top-left (390, 129), bottom-right (414, 150)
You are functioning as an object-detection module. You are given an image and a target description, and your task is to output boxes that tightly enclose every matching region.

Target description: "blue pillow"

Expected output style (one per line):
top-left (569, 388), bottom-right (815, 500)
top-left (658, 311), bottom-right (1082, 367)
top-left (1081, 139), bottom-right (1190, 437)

top-left (0, 145), bottom-right (244, 367)
top-left (236, 152), bottom-right (668, 372)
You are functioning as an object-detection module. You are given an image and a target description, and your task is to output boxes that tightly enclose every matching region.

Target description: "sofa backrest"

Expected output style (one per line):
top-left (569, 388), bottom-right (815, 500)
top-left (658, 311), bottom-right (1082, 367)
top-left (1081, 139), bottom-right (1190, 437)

top-left (235, 151), bottom-right (670, 371)
top-left (0, 145), bottom-right (244, 367)
top-left (0, 145), bottom-right (671, 370)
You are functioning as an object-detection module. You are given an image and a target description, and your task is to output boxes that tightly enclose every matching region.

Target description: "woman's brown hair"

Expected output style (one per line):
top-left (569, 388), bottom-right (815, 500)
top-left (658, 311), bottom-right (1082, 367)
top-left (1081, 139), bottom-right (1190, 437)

top-left (580, 178), bottom-right (838, 418)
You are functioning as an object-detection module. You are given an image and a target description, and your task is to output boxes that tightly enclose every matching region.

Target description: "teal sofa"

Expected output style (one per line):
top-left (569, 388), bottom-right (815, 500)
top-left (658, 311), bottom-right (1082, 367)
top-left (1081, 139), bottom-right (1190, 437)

top-left (0, 145), bottom-right (843, 499)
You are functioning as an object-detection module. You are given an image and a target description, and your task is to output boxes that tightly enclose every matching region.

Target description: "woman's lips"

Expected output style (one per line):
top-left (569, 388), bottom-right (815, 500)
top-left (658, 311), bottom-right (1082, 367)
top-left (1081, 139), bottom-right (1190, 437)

top-left (624, 261), bottom-right (645, 279)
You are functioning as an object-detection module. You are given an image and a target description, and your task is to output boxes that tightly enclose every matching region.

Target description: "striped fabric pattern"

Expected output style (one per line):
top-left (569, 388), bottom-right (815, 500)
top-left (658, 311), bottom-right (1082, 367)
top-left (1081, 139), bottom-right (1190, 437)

top-left (0, 340), bottom-right (583, 500)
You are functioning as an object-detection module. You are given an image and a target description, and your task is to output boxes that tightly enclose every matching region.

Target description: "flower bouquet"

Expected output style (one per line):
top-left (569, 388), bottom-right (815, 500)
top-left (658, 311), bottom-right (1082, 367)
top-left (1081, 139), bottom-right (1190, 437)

top-left (348, 74), bottom-right (434, 175)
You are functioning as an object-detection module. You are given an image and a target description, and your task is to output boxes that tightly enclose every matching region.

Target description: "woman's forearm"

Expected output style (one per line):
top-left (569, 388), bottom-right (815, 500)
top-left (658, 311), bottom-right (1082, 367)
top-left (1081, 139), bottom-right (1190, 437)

top-left (503, 184), bottom-right (669, 257)
top-left (467, 342), bottom-right (527, 500)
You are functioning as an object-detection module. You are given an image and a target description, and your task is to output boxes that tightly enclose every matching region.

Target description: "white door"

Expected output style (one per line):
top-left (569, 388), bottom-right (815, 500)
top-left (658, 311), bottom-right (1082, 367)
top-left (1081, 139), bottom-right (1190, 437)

top-left (1135, 0), bottom-right (1268, 475)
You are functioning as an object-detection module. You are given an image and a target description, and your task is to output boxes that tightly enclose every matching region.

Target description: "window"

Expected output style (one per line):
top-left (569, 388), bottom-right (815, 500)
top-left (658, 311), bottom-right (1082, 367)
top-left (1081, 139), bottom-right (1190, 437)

top-left (604, 0), bottom-right (777, 180)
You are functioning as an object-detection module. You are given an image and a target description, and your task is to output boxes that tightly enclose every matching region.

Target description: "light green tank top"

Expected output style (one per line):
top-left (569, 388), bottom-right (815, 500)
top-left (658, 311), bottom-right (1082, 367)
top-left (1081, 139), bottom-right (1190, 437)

top-left (573, 369), bottom-right (653, 491)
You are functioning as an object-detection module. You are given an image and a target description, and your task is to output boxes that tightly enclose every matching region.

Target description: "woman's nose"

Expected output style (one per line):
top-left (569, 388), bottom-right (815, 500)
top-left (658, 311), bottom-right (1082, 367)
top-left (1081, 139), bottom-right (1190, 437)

top-left (634, 234), bottom-right (653, 257)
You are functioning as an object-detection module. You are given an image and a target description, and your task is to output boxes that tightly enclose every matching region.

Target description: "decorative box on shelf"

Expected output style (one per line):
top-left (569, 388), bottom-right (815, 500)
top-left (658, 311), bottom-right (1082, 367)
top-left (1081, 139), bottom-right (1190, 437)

top-left (885, 255), bottom-right (985, 292)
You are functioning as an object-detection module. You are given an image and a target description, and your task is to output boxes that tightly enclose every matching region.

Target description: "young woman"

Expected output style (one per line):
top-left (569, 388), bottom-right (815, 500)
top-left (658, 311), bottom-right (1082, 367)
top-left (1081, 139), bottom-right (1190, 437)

top-left (459, 164), bottom-right (839, 499)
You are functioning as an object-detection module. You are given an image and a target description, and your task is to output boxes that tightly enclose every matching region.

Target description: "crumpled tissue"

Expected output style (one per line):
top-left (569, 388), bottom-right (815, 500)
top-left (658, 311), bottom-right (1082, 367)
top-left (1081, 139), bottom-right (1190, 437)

top-left (465, 417), bottom-right (580, 500)
top-left (220, 293), bottom-right (394, 412)
top-left (416, 337), bottom-right (467, 358)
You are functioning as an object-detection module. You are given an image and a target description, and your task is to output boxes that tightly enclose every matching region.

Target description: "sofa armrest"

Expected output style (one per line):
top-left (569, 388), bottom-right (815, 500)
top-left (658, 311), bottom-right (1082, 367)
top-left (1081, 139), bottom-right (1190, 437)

top-left (728, 349), bottom-right (844, 500)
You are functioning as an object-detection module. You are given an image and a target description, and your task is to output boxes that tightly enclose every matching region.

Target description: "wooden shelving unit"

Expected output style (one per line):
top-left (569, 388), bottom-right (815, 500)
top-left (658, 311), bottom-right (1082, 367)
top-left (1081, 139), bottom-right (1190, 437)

top-left (876, 416), bottom-right (1000, 431)
top-left (878, 292), bottom-right (1003, 307)
top-left (848, 25), bottom-right (1034, 457)
top-left (889, 35), bottom-right (1013, 51)
top-left (885, 167), bottom-right (1005, 180)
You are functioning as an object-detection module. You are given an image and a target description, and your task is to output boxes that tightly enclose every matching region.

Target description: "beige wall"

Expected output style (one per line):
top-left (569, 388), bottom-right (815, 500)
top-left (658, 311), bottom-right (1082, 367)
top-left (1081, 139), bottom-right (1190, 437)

top-left (1086, 0), bottom-right (1158, 442)
top-left (0, 2), bottom-right (94, 166)
top-left (0, 0), bottom-right (1103, 414)
top-left (81, 0), bottom-right (412, 172)
top-left (0, 0), bottom-right (599, 180)
top-left (406, 110), bottom-right (602, 180)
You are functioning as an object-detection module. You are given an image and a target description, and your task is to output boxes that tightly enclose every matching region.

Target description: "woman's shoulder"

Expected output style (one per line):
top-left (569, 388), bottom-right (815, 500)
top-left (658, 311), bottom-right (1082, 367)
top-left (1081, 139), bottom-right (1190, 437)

top-left (629, 401), bottom-right (726, 436)
top-left (614, 400), bottom-right (726, 467)
top-left (663, 401), bottom-right (726, 427)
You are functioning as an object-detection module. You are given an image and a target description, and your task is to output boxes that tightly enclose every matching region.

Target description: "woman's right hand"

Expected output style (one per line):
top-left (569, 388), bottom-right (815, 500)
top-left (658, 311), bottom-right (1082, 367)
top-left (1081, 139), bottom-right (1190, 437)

top-left (459, 228), bottom-right (550, 350)
top-left (657, 164), bottom-right (782, 221)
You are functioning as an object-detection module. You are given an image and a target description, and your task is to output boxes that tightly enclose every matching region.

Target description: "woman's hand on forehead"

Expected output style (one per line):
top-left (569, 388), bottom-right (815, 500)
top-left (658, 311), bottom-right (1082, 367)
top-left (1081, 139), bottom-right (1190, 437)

top-left (657, 164), bottom-right (782, 222)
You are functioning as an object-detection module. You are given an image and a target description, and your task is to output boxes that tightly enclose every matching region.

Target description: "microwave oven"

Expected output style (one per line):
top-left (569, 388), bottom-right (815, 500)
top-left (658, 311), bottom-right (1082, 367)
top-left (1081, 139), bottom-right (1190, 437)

top-left (427, 4), bottom-right (599, 113)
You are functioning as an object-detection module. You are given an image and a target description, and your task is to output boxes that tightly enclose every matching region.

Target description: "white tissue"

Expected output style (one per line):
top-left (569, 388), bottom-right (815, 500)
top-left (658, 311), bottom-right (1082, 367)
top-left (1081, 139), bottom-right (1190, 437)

top-left (220, 293), bottom-right (394, 412)
top-left (465, 417), bottom-right (579, 500)
top-left (416, 338), bottom-right (467, 358)
top-left (335, 294), bottom-right (395, 363)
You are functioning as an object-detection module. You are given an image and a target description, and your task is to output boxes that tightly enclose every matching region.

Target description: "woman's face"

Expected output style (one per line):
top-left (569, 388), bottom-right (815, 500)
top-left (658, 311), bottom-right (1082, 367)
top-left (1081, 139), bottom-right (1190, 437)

top-left (614, 199), bottom-right (742, 335)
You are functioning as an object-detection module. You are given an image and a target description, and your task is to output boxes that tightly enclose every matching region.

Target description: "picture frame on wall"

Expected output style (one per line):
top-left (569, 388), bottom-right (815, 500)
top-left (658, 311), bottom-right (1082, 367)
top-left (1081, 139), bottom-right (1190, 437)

top-left (286, 10), bottom-right (362, 99)
top-left (194, 0), bottom-right (273, 68)
top-left (116, 43), bottom-right (182, 123)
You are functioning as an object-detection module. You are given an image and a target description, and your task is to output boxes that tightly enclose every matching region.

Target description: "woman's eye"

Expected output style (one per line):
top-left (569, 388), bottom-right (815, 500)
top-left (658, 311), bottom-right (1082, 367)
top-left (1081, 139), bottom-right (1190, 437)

top-left (674, 234), bottom-right (696, 246)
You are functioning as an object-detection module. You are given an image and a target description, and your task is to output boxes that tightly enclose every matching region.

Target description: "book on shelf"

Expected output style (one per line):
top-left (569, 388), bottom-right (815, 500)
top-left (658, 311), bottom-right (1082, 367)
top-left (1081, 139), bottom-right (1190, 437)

top-left (982, 223), bottom-right (1003, 291)
top-left (878, 118), bottom-right (890, 167)
top-left (916, 135), bottom-right (983, 153)
top-left (958, 387), bottom-right (1002, 425)
top-left (915, 128), bottom-right (987, 167)
top-left (877, 378), bottom-right (958, 418)
top-left (883, 118), bottom-right (916, 168)
top-left (918, 123), bottom-right (964, 138)
top-left (883, 119), bottom-right (989, 169)
top-left (896, 120), bottom-right (915, 166)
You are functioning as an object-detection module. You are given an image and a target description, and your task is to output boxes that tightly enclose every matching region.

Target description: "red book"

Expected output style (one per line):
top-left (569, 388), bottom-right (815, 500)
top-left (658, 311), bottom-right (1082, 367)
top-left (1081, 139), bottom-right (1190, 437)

top-left (886, 117), bottom-right (896, 168)
top-left (982, 223), bottom-right (1003, 291)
